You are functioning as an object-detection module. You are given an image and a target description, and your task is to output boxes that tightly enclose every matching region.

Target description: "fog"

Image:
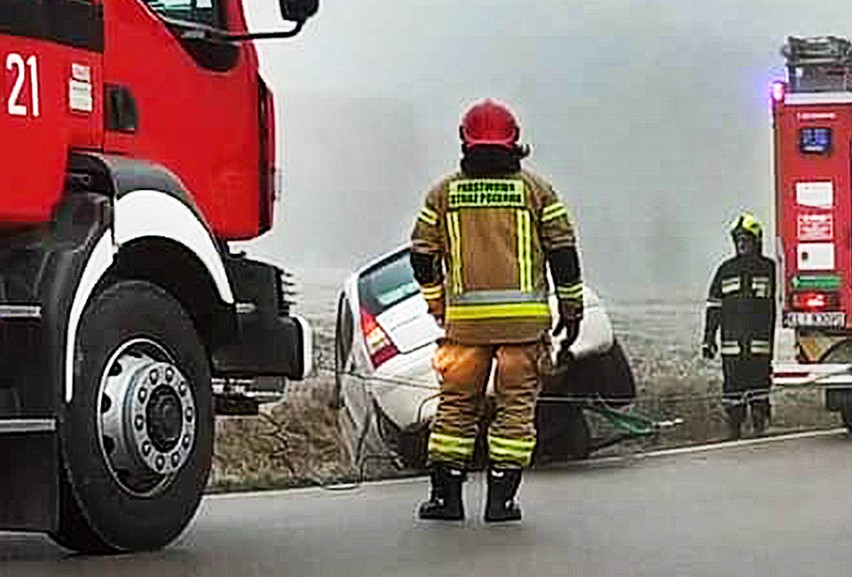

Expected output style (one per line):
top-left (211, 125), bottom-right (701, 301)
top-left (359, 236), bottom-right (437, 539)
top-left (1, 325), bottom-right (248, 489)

top-left (238, 0), bottom-right (852, 300)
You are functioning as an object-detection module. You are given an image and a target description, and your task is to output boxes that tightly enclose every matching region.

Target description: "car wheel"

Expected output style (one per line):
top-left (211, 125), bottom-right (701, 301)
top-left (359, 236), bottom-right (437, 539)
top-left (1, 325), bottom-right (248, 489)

top-left (50, 280), bottom-right (212, 553)
top-left (331, 294), bottom-right (353, 410)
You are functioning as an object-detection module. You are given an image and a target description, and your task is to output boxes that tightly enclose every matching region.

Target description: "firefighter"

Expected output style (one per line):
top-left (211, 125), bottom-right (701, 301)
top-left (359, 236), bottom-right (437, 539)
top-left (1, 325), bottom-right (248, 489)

top-left (702, 212), bottom-right (777, 440)
top-left (410, 99), bottom-right (583, 522)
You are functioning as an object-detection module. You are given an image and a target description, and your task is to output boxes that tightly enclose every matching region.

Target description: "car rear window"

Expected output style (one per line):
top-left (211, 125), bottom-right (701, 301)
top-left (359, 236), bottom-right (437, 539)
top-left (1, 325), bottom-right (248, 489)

top-left (358, 251), bottom-right (420, 315)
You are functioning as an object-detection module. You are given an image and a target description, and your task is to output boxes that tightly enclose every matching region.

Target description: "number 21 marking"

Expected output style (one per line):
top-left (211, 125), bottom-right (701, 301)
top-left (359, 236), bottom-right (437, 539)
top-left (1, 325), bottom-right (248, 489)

top-left (6, 54), bottom-right (40, 118)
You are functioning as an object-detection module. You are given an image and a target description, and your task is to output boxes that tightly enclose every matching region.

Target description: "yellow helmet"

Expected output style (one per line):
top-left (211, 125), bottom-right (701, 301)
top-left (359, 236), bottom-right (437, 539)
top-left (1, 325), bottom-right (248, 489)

top-left (730, 211), bottom-right (763, 240)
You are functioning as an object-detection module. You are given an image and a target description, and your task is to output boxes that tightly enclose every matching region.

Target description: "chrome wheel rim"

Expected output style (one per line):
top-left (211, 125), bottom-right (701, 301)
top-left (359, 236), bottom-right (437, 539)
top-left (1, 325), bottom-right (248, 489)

top-left (96, 338), bottom-right (196, 498)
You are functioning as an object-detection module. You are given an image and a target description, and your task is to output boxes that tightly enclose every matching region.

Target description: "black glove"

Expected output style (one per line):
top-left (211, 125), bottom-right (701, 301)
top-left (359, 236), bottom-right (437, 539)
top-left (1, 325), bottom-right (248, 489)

top-left (553, 301), bottom-right (582, 348)
top-left (702, 340), bottom-right (718, 360)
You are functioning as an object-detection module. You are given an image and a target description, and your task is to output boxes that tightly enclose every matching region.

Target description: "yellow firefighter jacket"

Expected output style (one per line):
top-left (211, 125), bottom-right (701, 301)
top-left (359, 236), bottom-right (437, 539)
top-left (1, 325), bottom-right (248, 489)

top-left (411, 169), bottom-right (580, 345)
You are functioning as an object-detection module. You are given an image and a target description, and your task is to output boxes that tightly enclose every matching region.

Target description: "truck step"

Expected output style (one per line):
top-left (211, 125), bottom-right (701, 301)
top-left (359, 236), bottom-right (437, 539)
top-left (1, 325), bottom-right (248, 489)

top-left (0, 417), bottom-right (55, 434)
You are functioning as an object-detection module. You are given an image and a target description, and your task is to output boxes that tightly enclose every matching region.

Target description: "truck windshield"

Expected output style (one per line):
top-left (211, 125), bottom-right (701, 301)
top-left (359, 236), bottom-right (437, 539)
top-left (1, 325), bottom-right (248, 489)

top-left (143, 0), bottom-right (221, 28)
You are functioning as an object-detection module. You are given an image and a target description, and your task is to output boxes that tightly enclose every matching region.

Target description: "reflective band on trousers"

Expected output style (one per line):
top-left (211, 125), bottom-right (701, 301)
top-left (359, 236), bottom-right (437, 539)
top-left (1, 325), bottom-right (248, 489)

top-left (428, 432), bottom-right (476, 462)
top-left (447, 212), bottom-right (463, 294)
top-left (750, 340), bottom-right (771, 355)
top-left (446, 302), bottom-right (551, 321)
top-left (720, 341), bottom-right (741, 356)
top-left (516, 209), bottom-right (533, 292)
top-left (488, 435), bottom-right (536, 467)
top-left (723, 390), bottom-right (770, 405)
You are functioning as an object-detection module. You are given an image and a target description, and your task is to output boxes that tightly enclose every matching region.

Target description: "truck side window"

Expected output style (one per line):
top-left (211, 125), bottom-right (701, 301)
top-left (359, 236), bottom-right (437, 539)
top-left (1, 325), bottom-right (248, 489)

top-left (143, 0), bottom-right (238, 72)
top-left (143, 0), bottom-right (224, 29)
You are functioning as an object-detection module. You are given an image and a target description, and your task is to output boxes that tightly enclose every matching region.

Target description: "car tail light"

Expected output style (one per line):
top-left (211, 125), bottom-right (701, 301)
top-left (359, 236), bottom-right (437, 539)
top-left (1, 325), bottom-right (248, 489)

top-left (790, 291), bottom-right (839, 311)
top-left (360, 307), bottom-right (399, 368)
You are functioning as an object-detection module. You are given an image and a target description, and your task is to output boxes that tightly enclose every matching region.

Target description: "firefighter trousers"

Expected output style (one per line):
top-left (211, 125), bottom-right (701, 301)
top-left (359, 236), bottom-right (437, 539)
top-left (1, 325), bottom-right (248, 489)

top-left (722, 356), bottom-right (772, 426)
top-left (427, 336), bottom-right (550, 469)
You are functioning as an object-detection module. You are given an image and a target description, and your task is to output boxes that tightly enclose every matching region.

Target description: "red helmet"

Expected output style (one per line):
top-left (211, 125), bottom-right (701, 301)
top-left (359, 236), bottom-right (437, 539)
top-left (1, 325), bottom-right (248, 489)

top-left (459, 99), bottom-right (520, 149)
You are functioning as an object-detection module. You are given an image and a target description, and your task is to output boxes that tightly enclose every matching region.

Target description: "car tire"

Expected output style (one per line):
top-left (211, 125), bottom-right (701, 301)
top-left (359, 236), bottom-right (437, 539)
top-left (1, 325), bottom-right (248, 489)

top-left (330, 294), bottom-right (353, 410)
top-left (50, 280), bottom-right (212, 553)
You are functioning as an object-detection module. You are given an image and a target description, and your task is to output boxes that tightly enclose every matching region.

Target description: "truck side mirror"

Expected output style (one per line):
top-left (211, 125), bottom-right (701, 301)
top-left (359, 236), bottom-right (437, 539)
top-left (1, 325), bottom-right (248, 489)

top-left (279, 0), bottom-right (319, 22)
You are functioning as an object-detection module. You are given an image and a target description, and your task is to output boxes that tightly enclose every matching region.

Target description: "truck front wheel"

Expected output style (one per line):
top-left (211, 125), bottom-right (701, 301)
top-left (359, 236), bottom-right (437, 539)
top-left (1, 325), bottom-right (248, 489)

top-left (50, 280), bottom-right (213, 553)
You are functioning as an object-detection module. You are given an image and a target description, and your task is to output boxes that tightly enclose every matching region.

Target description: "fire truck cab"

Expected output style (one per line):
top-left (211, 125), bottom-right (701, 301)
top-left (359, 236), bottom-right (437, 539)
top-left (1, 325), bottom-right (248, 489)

top-left (772, 36), bottom-right (852, 430)
top-left (0, 0), bottom-right (318, 554)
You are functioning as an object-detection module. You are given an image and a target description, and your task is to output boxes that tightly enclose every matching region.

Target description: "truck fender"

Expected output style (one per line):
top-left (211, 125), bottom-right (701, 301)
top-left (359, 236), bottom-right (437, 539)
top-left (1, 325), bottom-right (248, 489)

top-left (64, 153), bottom-right (234, 401)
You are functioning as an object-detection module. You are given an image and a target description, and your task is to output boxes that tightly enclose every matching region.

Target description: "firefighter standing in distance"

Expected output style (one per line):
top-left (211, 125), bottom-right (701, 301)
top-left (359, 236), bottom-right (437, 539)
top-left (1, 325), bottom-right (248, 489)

top-left (703, 212), bottom-right (777, 440)
top-left (410, 99), bottom-right (583, 522)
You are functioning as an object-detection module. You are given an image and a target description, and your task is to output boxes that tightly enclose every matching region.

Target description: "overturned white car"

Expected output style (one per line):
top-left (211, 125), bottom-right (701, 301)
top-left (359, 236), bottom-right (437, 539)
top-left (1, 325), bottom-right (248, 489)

top-left (332, 246), bottom-right (636, 469)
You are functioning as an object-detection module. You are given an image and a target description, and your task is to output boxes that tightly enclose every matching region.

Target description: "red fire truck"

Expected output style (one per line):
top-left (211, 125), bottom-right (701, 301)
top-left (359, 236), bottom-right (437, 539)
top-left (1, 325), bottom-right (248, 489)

top-left (0, 0), bottom-right (317, 553)
top-left (772, 36), bottom-right (852, 431)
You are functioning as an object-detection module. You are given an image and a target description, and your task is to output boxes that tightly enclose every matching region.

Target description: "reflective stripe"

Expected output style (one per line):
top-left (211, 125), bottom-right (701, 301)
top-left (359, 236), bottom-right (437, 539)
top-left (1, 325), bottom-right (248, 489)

top-left (448, 179), bottom-right (525, 209)
top-left (420, 284), bottom-right (444, 301)
top-left (449, 289), bottom-right (547, 305)
top-left (541, 202), bottom-right (569, 223)
top-left (418, 206), bottom-right (438, 226)
top-left (428, 432), bottom-right (476, 461)
top-left (556, 283), bottom-right (583, 301)
top-left (447, 212), bottom-right (463, 294)
top-left (706, 299), bottom-right (722, 308)
top-left (722, 394), bottom-right (747, 406)
top-left (488, 435), bottom-right (536, 466)
top-left (721, 276), bottom-right (741, 295)
top-left (516, 210), bottom-right (533, 292)
top-left (750, 340), bottom-right (771, 355)
top-left (724, 389), bottom-right (771, 405)
top-left (720, 341), bottom-right (741, 356)
top-left (751, 277), bottom-right (770, 298)
top-left (446, 302), bottom-right (551, 321)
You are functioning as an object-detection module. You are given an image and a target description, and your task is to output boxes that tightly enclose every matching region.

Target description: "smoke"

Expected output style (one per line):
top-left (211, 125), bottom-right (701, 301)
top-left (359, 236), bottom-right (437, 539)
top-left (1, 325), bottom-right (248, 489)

top-left (240, 0), bottom-right (852, 300)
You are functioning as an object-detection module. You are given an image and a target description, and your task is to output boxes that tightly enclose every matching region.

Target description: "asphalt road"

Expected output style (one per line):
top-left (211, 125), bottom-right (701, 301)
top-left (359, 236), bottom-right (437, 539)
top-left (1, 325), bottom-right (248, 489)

top-left (3, 430), bottom-right (852, 577)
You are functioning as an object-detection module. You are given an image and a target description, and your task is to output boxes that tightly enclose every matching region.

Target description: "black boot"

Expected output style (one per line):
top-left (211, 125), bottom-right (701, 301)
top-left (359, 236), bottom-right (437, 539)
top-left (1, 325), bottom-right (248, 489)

top-left (751, 402), bottom-right (770, 436)
top-left (418, 464), bottom-right (465, 521)
top-left (484, 467), bottom-right (523, 523)
top-left (725, 404), bottom-right (745, 441)
top-left (726, 418), bottom-right (742, 441)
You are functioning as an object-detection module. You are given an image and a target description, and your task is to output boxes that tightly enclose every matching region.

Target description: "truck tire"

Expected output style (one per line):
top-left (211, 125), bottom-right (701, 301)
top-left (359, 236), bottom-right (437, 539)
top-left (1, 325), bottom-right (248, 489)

top-left (50, 280), bottom-right (212, 553)
top-left (819, 341), bottom-right (852, 433)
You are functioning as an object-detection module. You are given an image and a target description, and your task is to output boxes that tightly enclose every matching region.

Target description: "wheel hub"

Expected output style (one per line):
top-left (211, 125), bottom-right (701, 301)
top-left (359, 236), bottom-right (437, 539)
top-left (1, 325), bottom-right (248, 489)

top-left (98, 339), bottom-right (196, 496)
